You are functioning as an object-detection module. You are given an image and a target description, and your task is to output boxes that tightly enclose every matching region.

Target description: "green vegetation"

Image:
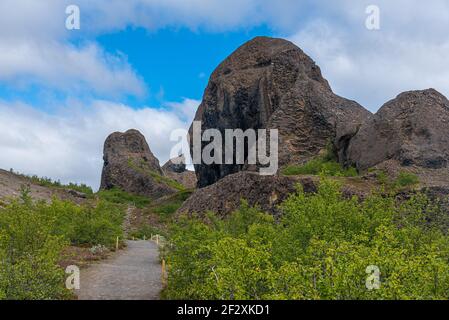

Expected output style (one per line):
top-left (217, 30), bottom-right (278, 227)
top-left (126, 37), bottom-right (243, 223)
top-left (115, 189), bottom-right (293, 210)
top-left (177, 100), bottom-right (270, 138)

top-left (152, 190), bottom-right (193, 222)
top-left (129, 225), bottom-right (167, 240)
top-left (97, 187), bottom-right (151, 208)
top-left (127, 159), bottom-right (186, 191)
top-left (0, 188), bottom-right (125, 299)
top-left (395, 171), bottom-right (420, 188)
top-left (165, 179), bottom-right (449, 300)
top-left (374, 170), bottom-right (420, 190)
top-left (147, 170), bottom-right (186, 191)
top-left (282, 158), bottom-right (358, 177)
top-left (282, 142), bottom-right (358, 177)
top-left (9, 169), bottom-right (93, 195)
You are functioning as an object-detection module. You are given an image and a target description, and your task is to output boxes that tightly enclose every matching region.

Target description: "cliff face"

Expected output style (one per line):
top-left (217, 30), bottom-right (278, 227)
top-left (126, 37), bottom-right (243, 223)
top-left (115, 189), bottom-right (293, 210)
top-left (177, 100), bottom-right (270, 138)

top-left (190, 36), bottom-right (370, 188)
top-left (100, 129), bottom-right (176, 198)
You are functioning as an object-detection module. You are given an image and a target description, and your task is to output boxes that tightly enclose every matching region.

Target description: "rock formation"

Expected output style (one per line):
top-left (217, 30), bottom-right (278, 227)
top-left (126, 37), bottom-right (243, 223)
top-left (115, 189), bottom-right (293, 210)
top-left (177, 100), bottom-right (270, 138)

top-left (162, 155), bottom-right (197, 189)
top-left (340, 89), bottom-right (449, 184)
top-left (190, 36), bottom-right (371, 188)
top-left (100, 129), bottom-right (176, 198)
top-left (177, 171), bottom-right (380, 217)
top-left (178, 171), bottom-right (315, 217)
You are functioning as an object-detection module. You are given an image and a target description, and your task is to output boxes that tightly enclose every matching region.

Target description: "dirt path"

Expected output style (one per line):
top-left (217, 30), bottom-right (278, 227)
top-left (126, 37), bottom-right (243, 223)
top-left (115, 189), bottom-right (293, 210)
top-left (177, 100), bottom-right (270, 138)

top-left (76, 240), bottom-right (162, 300)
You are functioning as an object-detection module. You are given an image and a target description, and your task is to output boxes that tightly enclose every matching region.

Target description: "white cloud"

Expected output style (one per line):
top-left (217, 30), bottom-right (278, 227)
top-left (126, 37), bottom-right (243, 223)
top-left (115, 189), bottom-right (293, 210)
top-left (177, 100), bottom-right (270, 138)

top-left (0, 98), bottom-right (199, 191)
top-left (75, 0), bottom-right (449, 110)
top-left (0, 40), bottom-right (146, 97)
top-left (288, 2), bottom-right (449, 111)
top-left (2, 0), bottom-right (449, 108)
top-left (0, 0), bottom-right (146, 98)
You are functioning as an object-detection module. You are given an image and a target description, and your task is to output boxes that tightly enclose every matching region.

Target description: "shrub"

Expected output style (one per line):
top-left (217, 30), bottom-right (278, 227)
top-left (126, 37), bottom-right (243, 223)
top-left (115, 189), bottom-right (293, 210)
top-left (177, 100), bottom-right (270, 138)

top-left (0, 197), bottom-right (70, 299)
top-left (165, 179), bottom-right (449, 300)
top-left (0, 193), bottom-right (125, 299)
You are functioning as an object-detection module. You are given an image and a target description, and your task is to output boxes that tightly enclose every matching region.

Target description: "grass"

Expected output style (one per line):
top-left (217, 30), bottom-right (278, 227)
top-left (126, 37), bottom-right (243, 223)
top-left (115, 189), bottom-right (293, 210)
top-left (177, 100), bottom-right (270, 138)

top-left (395, 171), bottom-right (420, 188)
top-left (126, 189), bottom-right (193, 241)
top-left (151, 190), bottom-right (193, 222)
top-left (147, 170), bottom-right (186, 191)
top-left (282, 158), bottom-right (358, 177)
top-left (127, 159), bottom-right (186, 191)
top-left (374, 170), bottom-right (420, 190)
top-left (97, 187), bottom-right (151, 208)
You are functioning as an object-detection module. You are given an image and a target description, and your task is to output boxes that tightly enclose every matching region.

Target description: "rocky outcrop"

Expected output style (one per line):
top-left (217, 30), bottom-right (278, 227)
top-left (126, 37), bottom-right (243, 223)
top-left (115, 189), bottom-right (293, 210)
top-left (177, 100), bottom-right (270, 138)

top-left (100, 129), bottom-right (176, 198)
top-left (178, 171), bottom-right (319, 217)
top-left (341, 89), bottom-right (449, 174)
top-left (189, 36), bottom-right (370, 188)
top-left (177, 171), bottom-right (392, 217)
top-left (162, 155), bottom-right (197, 189)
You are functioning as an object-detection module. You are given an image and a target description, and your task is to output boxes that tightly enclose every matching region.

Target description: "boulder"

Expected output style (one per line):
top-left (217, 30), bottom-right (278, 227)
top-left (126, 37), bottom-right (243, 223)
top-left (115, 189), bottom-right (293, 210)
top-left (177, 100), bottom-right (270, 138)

top-left (342, 89), bottom-right (449, 173)
top-left (177, 171), bottom-right (318, 218)
top-left (100, 129), bottom-right (176, 198)
top-left (189, 36), bottom-right (370, 188)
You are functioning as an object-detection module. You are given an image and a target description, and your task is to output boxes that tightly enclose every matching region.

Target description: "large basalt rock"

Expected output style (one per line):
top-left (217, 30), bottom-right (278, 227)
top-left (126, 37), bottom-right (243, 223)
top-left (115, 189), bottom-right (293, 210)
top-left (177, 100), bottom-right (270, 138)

top-left (177, 172), bottom-right (385, 217)
top-left (100, 129), bottom-right (176, 198)
top-left (190, 36), bottom-right (370, 188)
top-left (178, 171), bottom-right (318, 217)
top-left (162, 155), bottom-right (197, 189)
top-left (342, 89), bottom-right (449, 172)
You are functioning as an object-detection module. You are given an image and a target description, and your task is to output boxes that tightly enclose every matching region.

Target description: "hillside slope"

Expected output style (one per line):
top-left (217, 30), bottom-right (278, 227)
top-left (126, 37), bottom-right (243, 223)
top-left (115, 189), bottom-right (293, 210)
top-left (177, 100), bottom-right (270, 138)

top-left (0, 169), bottom-right (88, 204)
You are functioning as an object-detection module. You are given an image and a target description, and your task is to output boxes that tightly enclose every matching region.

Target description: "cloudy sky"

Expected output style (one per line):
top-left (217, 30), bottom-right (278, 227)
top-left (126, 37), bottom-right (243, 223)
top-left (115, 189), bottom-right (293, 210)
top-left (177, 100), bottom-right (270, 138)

top-left (1, 0), bottom-right (449, 190)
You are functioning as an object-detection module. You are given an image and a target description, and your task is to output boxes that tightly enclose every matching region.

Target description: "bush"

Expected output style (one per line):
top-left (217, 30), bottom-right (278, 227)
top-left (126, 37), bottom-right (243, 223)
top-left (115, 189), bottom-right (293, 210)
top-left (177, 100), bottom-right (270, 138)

top-left (0, 195), bottom-right (69, 299)
top-left (165, 179), bottom-right (449, 300)
top-left (0, 193), bottom-right (125, 299)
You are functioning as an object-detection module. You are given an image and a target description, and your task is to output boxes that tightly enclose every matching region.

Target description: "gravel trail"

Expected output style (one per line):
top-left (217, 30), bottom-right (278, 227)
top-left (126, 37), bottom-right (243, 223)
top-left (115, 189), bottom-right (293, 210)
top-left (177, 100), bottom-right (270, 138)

top-left (76, 240), bottom-right (162, 300)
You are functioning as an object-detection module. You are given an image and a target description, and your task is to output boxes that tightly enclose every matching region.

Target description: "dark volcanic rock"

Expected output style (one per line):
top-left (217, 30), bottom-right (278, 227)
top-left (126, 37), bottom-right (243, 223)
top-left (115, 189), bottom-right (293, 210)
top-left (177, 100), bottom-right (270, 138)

top-left (190, 36), bottom-right (370, 188)
top-left (343, 89), bottom-right (449, 172)
top-left (100, 129), bottom-right (176, 198)
top-left (178, 171), bottom-right (318, 217)
top-left (162, 155), bottom-right (197, 189)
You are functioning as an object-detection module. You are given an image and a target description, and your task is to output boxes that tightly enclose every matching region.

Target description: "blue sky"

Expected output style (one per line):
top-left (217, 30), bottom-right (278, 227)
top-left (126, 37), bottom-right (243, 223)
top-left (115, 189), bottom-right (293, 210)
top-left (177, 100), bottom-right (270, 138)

top-left (1, 0), bottom-right (449, 189)
top-left (97, 26), bottom-right (275, 108)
